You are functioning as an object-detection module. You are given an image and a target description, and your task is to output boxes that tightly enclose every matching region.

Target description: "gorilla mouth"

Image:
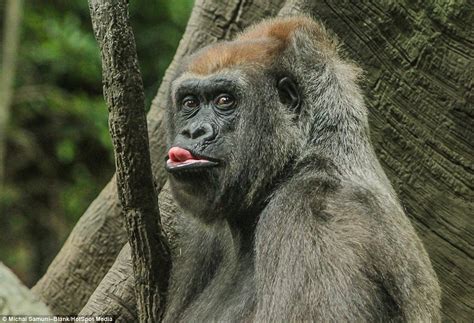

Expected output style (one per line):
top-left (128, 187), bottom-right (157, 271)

top-left (165, 147), bottom-right (219, 173)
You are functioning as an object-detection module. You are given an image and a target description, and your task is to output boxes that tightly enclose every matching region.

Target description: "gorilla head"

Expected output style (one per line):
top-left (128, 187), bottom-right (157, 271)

top-left (164, 20), bottom-right (317, 221)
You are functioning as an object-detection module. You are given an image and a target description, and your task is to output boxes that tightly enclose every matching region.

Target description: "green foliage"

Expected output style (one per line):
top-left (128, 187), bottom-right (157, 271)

top-left (0, 0), bottom-right (193, 285)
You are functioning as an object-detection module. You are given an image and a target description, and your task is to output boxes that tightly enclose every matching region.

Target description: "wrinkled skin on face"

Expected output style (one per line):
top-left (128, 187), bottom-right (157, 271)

top-left (165, 69), bottom-right (301, 222)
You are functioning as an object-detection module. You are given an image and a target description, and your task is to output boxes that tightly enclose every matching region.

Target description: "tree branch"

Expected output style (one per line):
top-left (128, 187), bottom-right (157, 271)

top-left (79, 244), bottom-right (136, 322)
top-left (88, 0), bottom-right (171, 321)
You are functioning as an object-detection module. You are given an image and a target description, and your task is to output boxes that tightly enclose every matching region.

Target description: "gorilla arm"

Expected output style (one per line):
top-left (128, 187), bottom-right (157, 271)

top-left (254, 170), bottom-right (378, 321)
top-left (370, 200), bottom-right (442, 322)
top-left (254, 167), bottom-right (440, 322)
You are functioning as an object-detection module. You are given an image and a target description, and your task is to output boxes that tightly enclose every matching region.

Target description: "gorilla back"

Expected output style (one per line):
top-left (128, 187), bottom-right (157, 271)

top-left (163, 16), bottom-right (441, 322)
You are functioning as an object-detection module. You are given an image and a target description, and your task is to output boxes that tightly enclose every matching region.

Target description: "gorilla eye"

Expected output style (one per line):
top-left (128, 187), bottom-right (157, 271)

top-left (214, 94), bottom-right (235, 109)
top-left (182, 95), bottom-right (200, 109)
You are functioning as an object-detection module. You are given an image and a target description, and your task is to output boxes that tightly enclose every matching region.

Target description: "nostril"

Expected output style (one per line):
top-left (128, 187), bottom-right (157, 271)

top-left (180, 128), bottom-right (192, 138)
top-left (191, 123), bottom-right (215, 140)
top-left (180, 123), bottom-right (216, 141)
top-left (191, 126), bottom-right (207, 139)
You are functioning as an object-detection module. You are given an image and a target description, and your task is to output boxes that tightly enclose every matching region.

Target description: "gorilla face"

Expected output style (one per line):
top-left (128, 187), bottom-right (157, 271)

top-left (165, 69), bottom-right (301, 221)
top-left (166, 74), bottom-right (242, 172)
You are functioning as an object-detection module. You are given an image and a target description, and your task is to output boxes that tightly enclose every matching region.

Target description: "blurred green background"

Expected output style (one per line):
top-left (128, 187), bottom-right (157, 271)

top-left (0, 0), bottom-right (193, 286)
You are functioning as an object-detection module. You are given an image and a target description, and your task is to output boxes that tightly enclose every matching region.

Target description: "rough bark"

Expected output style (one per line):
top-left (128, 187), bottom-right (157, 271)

top-left (87, 0), bottom-right (171, 321)
top-left (34, 0), bottom-right (472, 320)
top-left (79, 244), bottom-right (136, 322)
top-left (0, 263), bottom-right (50, 315)
top-left (78, 183), bottom-right (179, 322)
top-left (32, 0), bottom-right (285, 315)
top-left (0, 0), bottom-right (23, 186)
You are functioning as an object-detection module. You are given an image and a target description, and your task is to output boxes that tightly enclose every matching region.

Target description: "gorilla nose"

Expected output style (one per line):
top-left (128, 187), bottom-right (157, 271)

top-left (181, 123), bottom-right (215, 141)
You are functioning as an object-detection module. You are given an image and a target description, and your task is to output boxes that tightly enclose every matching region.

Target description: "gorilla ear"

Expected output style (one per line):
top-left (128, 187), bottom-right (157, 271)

top-left (277, 76), bottom-right (301, 114)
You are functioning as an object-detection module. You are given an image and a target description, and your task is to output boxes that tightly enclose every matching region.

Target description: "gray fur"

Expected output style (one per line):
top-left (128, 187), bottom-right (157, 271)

top-left (163, 16), bottom-right (441, 322)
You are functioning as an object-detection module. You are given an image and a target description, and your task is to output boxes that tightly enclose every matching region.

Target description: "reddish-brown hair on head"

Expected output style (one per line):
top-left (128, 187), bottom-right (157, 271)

top-left (187, 16), bottom-right (333, 75)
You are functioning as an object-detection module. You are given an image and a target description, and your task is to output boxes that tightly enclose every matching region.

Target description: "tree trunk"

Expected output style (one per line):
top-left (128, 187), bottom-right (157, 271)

top-left (88, 0), bottom-right (172, 321)
top-left (34, 0), bottom-right (473, 320)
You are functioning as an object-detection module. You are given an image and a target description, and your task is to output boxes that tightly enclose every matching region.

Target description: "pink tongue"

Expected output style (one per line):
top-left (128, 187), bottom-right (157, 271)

top-left (168, 147), bottom-right (197, 162)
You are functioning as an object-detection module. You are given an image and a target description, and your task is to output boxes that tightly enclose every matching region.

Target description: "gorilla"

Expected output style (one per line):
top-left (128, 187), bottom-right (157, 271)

top-left (162, 15), bottom-right (441, 322)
